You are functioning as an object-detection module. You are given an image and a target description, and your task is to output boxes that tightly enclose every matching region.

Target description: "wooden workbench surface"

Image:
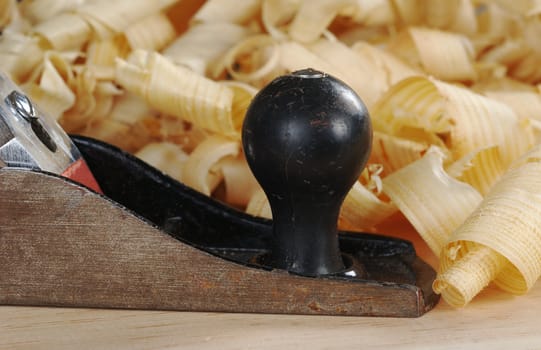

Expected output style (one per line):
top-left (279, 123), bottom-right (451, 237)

top-left (2, 218), bottom-right (540, 349)
top-left (1, 283), bottom-right (540, 350)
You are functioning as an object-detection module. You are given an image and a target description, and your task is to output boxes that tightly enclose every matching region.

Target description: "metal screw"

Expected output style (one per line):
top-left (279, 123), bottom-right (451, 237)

top-left (5, 90), bottom-right (57, 153)
top-left (6, 90), bottom-right (36, 122)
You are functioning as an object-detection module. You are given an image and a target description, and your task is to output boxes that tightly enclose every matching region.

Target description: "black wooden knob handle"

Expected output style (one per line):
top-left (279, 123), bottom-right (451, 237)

top-left (242, 69), bottom-right (372, 276)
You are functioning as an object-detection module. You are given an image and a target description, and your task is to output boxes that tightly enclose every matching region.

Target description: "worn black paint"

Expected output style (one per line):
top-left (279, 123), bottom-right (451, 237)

top-left (72, 135), bottom-right (439, 311)
top-left (242, 69), bottom-right (372, 276)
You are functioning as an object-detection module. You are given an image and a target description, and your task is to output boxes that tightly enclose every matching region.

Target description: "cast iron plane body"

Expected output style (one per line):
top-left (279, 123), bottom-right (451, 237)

top-left (0, 136), bottom-right (439, 317)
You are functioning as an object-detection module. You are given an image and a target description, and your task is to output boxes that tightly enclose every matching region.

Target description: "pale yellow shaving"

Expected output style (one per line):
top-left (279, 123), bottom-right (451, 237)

top-left (219, 153), bottom-right (260, 208)
top-left (483, 90), bottom-right (541, 123)
top-left (82, 118), bottom-right (149, 152)
top-left (123, 13), bottom-right (176, 52)
top-left (308, 39), bottom-right (390, 109)
top-left (383, 147), bottom-right (483, 255)
top-left (435, 145), bottom-right (541, 306)
top-left (223, 35), bottom-right (282, 88)
top-left (425, 0), bottom-right (460, 29)
top-left (370, 76), bottom-right (449, 139)
top-left (33, 13), bottom-right (91, 50)
top-left (369, 131), bottom-right (428, 175)
top-left (479, 39), bottom-right (529, 66)
top-left (524, 16), bottom-right (541, 54)
top-left (135, 142), bottom-right (188, 182)
top-left (261, 0), bottom-right (301, 40)
top-left (340, 181), bottom-right (397, 230)
top-left (434, 243), bottom-right (507, 308)
top-left (181, 135), bottom-right (239, 196)
top-left (220, 81), bottom-right (258, 134)
top-left (24, 52), bottom-right (76, 120)
top-left (193, 0), bottom-right (261, 25)
top-left (61, 67), bottom-right (98, 130)
top-left (371, 76), bottom-right (535, 167)
top-left (19, 0), bottom-right (85, 24)
top-left (476, 2), bottom-right (520, 44)
top-left (431, 77), bottom-right (535, 165)
top-left (86, 37), bottom-right (129, 69)
top-left (350, 41), bottom-right (421, 86)
top-left (107, 92), bottom-right (151, 125)
top-left (491, 0), bottom-right (541, 15)
top-left (277, 41), bottom-right (351, 87)
top-left (115, 50), bottom-right (237, 137)
top-left (0, 33), bottom-right (44, 82)
top-left (447, 0), bottom-right (477, 35)
top-left (288, 0), bottom-right (356, 43)
top-left (509, 53), bottom-right (541, 84)
top-left (423, 0), bottom-right (477, 34)
top-left (164, 22), bottom-right (249, 77)
top-left (0, 0), bottom-right (17, 29)
top-left (350, 0), bottom-right (395, 26)
top-left (246, 188), bottom-right (272, 219)
top-left (445, 146), bottom-right (505, 196)
top-left (392, 0), bottom-right (424, 25)
top-left (388, 27), bottom-right (476, 82)
top-left (75, 0), bottom-right (176, 39)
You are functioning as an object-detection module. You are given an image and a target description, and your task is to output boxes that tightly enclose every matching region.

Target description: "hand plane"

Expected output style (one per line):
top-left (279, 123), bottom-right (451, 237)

top-left (0, 69), bottom-right (439, 317)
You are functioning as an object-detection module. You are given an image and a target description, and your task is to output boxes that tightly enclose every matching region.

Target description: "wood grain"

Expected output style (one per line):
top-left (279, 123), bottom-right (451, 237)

top-left (0, 168), bottom-right (436, 317)
top-left (1, 283), bottom-right (541, 349)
